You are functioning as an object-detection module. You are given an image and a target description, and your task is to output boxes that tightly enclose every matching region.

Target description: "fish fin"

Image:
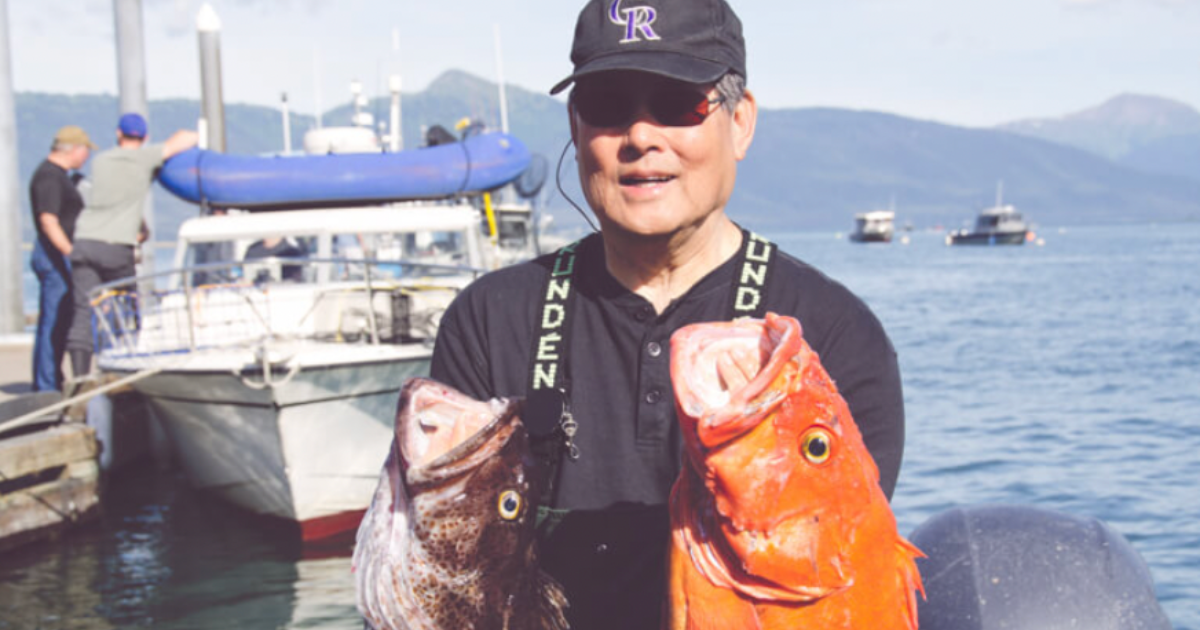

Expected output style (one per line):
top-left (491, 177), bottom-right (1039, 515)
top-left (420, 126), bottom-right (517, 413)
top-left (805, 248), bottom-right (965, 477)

top-left (897, 535), bottom-right (926, 630)
top-left (536, 571), bottom-right (571, 630)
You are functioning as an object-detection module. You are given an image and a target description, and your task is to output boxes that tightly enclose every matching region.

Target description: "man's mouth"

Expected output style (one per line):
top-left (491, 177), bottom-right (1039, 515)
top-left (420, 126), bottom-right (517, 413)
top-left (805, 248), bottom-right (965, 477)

top-left (620, 174), bottom-right (675, 186)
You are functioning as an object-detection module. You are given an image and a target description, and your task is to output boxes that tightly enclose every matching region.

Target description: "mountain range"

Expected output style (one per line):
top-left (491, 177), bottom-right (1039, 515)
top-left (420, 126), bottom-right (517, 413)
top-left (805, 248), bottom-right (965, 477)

top-left (13, 71), bottom-right (1200, 240)
top-left (998, 93), bottom-right (1200, 185)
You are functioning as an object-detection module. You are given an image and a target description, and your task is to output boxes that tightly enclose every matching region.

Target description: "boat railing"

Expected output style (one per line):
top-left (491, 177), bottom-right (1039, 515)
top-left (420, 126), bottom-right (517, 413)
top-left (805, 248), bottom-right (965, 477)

top-left (89, 257), bottom-right (483, 365)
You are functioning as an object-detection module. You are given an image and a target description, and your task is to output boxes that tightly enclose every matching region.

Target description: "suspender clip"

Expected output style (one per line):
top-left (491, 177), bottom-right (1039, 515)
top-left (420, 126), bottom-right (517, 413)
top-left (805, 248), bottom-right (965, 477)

top-left (560, 408), bottom-right (580, 460)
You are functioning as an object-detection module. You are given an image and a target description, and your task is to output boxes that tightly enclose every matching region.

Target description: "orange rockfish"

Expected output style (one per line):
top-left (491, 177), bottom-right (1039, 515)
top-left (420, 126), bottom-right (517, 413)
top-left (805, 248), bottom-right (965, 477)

top-left (353, 378), bottom-right (569, 630)
top-left (667, 313), bottom-right (924, 629)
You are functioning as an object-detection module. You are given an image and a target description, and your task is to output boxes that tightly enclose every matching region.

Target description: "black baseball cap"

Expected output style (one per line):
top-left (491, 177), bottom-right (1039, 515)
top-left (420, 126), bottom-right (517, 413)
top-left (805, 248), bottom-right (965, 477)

top-left (550, 0), bottom-right (746, 95)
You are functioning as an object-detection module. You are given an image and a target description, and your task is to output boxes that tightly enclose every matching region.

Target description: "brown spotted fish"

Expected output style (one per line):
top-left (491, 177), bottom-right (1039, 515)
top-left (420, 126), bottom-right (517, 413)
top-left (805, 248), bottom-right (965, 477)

top-left (353, 378), bottom-right (569, 630)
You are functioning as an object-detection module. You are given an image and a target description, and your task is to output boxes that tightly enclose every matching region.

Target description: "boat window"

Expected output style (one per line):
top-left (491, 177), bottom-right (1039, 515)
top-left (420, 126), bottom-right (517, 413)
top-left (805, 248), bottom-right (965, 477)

top-left (497, 214), bottom-right (529, 249)
top-left (185, 239), bottom-right (239, 286)
top-left (332, 229), bottom-right (470, 280)
top-left (243, 236), bottom-right (313, 283)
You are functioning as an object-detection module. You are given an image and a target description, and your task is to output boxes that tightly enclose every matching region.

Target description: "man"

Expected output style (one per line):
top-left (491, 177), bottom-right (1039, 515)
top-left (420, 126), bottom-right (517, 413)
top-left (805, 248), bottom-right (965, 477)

top-left (244, 235), bottom-right (308, 282)
top-left (429, 1), bottom-right (905, 627)
top-left (29, 126), bottom-right (94, 391)
top-left (66, 113), bottom-right (198, 377)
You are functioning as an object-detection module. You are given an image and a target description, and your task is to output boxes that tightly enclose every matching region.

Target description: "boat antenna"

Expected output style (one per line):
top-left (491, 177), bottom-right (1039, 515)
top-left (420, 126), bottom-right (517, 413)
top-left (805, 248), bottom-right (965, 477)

top-left (389, 26), bottom-right (402, 152)
top-left (555, 138), bottom-right (599, 233)
top-left (313, 49), bottom-right (323, 130)
top-left (281, 92), bottom-right (292, 154)
top-left (493, 24), bottom-right (509, 135)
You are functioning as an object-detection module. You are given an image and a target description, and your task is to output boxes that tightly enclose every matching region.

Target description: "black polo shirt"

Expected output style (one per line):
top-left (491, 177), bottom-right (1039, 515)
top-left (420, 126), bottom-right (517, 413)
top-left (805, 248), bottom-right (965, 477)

top-left (429, 231), bottom-right (905, 629)
top-left (432, 231), bottom-right (904, 503)
top-left (29, 159), bottom-right (84, 260)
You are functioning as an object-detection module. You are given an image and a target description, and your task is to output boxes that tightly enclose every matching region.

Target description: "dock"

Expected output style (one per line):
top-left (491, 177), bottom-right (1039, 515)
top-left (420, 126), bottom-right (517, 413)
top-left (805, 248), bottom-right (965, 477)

top-left (0, 335), bottom-right (102, 552)
top-left (0, 423), bottom-right (101, 552)
top-left (0, 335), bottom-right (34, 405)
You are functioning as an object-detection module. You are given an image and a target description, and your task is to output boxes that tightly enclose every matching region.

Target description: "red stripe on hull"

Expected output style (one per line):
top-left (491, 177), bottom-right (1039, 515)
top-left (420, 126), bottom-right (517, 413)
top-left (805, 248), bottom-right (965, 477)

top-left (299, 509), bottom-right (368, 545)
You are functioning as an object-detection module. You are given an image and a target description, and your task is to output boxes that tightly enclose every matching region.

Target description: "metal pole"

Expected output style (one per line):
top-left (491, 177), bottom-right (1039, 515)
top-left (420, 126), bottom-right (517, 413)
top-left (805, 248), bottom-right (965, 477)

top-left (389, 26), bottom-right (402, 152)
top-left (350, 79), bottom-right (363, 128)
top-left (196, 3), bottom-right (226, 153)
top-left (114, 0), bottom-right (148, 122)
top-left (281, 93), bottom-right (292, 154)
top-left (364, 263), bottom-right (379, 345)
top-left (0, 0), bottom-right (22, 334)
top-left (389, 75), bottom-right (402, 152)
top-left (113, 0), bottom-right (156, 283)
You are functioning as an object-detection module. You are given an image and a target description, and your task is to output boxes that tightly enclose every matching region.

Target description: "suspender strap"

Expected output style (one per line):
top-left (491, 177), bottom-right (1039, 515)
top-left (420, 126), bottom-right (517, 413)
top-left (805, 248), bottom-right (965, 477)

top-left (526, 239), bottom-right (583, 527)
top-left (728, 228), bottom-right (778, 320)
top-left (526, 230), bottom-right (777, 535)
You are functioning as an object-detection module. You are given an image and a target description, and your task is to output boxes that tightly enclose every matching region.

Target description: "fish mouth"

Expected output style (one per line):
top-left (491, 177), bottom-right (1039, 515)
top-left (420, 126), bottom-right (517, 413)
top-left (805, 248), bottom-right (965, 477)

top-left (395, 378), bottom-right (521, 483)
top-left (670, 314), bottom-right (803, 448)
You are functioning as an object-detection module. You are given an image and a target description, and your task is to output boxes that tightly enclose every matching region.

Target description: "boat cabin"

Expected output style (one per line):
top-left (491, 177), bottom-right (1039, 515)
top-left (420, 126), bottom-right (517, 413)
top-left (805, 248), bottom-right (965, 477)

top-left (850, 210), bottom-right (896, 242)
top-left (974, 205), bottom-right (1027, 232)
top-left (172, 203), bottom-right (486, 289)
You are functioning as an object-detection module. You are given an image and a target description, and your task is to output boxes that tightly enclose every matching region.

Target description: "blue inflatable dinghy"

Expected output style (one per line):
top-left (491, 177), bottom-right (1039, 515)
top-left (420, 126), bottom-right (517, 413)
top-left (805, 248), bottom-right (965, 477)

top-left (156, 131), bottom-right (531, 210)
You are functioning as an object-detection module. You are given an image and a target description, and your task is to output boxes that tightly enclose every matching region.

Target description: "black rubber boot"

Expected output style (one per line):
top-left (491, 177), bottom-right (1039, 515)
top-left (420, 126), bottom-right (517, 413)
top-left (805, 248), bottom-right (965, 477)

top-left (70, 350), bottom-right (92, 379)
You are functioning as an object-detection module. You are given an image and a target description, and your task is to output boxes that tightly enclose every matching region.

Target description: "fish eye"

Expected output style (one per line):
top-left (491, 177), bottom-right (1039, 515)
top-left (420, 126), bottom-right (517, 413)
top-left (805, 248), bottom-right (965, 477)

top-left (801, 429), bottom-right (832, 465)
top-left (497, 490), bottom-right (522, 521)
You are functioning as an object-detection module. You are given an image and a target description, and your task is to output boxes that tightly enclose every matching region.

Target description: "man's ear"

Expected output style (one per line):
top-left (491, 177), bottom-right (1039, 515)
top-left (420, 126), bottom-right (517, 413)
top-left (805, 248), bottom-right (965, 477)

top-left (731, 89), bottom-right (757, 161)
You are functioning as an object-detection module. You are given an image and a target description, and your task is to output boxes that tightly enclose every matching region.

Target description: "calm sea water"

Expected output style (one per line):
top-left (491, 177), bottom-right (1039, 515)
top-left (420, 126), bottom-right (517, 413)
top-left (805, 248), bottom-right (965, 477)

top-left (2, 223), bottom-right (1197, 629)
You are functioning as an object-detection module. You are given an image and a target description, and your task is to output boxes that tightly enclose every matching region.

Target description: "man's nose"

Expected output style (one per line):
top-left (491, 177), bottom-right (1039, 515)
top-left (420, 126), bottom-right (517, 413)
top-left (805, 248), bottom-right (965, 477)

top-left (622, 105), bottom-right (666, 153)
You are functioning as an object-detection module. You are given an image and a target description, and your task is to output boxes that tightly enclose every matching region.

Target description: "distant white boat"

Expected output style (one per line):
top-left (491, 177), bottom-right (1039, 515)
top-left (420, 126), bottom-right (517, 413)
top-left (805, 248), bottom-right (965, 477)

top-left (945, 204), bottom-right (1032, 246)
top-left (850, 210), bottom-right (895, 243)
top-left (946, 182), bottom-right (1033, 246)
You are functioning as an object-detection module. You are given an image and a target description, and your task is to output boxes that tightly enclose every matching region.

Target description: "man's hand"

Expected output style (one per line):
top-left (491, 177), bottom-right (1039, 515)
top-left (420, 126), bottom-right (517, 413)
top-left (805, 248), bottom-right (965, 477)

top-left (37, 212), bottom-right (72, 256)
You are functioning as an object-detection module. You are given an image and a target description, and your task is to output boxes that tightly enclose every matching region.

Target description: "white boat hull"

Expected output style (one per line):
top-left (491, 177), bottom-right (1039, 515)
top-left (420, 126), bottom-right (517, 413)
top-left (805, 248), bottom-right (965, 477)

top-left (107, 345), bottom-right (429, 541)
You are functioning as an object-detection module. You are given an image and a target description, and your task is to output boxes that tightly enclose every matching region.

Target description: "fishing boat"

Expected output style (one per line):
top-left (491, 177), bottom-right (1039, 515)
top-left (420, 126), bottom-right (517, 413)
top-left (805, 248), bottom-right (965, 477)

top-left (946, 183), bottom-right (1033, 246)
top-left (849, 210), bottom-right (895, 243)
top-left (92, 204), bottom-right (490, 542)
top-left (945, 205), bottom-right (1032, 246)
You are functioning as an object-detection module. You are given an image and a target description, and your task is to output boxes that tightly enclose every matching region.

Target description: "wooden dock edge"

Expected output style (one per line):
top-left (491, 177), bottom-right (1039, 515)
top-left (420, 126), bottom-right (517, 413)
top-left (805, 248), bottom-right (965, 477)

top-left (0, 424), bottom-right (102, 553)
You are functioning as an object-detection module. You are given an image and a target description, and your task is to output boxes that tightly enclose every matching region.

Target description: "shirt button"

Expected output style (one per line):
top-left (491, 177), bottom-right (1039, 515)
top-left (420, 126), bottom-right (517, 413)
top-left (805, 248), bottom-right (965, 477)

top-left (645, 389), bottom-right (662, 404)
top-left (595, 543), bottom-right (609, 555)
top-left (634, 306), bottom-right (653, 322)
top-left (646, 342), bottom-right (662, 358)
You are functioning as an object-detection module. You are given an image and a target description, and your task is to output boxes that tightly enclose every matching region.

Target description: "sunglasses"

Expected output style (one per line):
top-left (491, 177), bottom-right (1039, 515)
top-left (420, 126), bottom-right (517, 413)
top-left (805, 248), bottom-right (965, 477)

top-left (572, 83), bottom-right (727, 128)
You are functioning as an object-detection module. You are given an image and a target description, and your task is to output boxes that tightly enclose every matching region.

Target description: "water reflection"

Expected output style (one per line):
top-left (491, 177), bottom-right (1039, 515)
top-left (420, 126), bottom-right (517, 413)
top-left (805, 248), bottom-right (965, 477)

top-left (0, 464), bottom-right (359, 629)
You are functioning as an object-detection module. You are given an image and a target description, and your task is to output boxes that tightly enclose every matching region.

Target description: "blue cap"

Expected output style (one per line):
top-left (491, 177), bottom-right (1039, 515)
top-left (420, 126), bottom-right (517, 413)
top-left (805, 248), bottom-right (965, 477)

top-left (118, 113), bottom-right (147, 139)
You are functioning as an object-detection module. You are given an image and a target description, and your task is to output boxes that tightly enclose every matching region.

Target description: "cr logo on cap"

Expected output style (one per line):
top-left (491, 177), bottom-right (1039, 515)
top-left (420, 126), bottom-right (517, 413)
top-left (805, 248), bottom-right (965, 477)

top-left (609, 0), bottom-right (661, 43)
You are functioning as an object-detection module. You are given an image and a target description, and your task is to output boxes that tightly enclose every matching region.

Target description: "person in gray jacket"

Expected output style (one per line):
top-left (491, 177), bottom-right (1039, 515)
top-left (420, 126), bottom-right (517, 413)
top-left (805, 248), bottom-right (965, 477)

top-left (66, 113), bottom-right (197, 377)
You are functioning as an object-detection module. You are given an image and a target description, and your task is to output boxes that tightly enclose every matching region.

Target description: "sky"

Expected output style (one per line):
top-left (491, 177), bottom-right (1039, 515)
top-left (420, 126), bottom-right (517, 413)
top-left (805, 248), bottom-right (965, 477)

top-left (7, 0), bottom-right (1200, 128)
